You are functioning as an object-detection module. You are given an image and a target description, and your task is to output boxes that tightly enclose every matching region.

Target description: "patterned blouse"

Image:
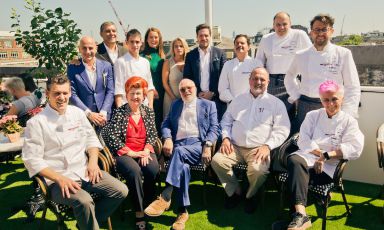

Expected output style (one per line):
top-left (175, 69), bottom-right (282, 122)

top-left (101, 103), bottom-right (158, 156)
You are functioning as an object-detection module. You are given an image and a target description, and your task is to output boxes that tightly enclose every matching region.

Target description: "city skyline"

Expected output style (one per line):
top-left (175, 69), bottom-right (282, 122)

top-left (1, 0), bottom-right (383, 42)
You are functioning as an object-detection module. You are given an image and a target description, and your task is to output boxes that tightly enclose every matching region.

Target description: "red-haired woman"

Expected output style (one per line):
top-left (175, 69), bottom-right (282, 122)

top-left (101, 76), bottom-right (158, 230)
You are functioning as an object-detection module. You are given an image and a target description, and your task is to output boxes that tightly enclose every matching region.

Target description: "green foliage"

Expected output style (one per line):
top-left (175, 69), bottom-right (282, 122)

top-left (337, 34), bottom-right (363, 46)
top-left (10, 0), bottom-right (81, 74)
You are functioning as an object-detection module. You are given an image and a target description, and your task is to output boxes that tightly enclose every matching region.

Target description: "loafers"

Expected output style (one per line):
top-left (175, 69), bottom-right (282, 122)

top-left (144, 195), bottom-right (171, 217)
top-left (172, 212), bottom-right (189, 230)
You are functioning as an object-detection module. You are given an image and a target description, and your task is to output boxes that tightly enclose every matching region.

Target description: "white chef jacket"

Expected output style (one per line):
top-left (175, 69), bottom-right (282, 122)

top-left (255, 29), bottom-right (312, 74)
top-left (221, 91), bottom-right (290, 149)
top-left (114, 52), bottom-right (155, 104)
top-left (218, 56), bottom-right (255, 103)
top-left (294, 108), bottom-right (364, 177)
top-left (22, 104), bottom-right (102, 185)
top-left (284, 42), bottom-right (361, 118)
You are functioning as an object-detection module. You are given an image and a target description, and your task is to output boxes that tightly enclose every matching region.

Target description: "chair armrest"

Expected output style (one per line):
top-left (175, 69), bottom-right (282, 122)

top-left (332, 159), bottom-right (348, 185)
top-left (154, 138), bottom-right (163, 155)
top-left (33, 174), bottom-right (49, 198)
top-left (97, 151), bottom-right (110, 173)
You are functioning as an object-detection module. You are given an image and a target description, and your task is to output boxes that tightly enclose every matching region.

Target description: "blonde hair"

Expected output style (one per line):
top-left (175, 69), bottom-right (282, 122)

top-left (169, 37), bottom-right (189, 60)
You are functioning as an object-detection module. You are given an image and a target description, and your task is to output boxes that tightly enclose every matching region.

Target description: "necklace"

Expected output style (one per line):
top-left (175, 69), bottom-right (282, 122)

top-left (131, 111), bottom-right (140, 115)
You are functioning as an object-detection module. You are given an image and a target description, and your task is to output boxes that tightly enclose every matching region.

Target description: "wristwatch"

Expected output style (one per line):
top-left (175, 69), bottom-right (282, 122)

top-left (323, 151), bottom-right (330, 160)
top-left (204, 141), bottom-right (213, 147)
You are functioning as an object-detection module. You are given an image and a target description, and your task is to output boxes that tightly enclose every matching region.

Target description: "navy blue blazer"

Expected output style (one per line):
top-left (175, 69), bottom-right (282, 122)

top-left (67, 59), bottom-right (115, 119)
top-left (161, 98), bottom-right (220, 144)
top-left (183, 46), bottom-right (226, 97)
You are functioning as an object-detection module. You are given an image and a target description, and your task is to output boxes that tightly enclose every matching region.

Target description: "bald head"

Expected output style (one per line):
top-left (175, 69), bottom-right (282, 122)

top-left (273, 12), bottom-right (291, 36)
top-left (179, 79), bottom-right (197, 102)
top-left (249, 68), bottom-right (270, 97)
top-left (78, 36), bottom-right (97, 63)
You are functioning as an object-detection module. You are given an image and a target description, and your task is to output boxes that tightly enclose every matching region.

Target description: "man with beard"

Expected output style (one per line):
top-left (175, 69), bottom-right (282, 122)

top-left (211, 67), bottom-right (290, 213)
top-left (183, 24), bottom-right (226, 119)
top-left (144, 79), bottom-right (219, 230)
top-left (67, 36), bottom-right (114, 128)
top-left (284, 14), bottom-right (361, 132)
top-left (218, 34), bottom-right (256, 104)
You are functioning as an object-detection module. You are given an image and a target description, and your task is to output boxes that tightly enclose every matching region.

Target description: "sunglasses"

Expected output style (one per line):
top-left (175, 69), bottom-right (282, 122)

top-left (179, 86), bottom-right (193, 93)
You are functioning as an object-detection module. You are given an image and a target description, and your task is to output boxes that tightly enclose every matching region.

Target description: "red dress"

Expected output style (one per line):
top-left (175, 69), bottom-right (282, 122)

top-left (117, 116), bottom-right (154, 156)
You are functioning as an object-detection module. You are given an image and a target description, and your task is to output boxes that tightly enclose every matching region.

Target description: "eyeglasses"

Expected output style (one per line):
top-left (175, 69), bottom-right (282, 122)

top-left (179, 86), bottom-right (193, 93)
top-left (312, 27), bottom-right (331, 34)
top-left (321, 97), bottom-right (339, 103)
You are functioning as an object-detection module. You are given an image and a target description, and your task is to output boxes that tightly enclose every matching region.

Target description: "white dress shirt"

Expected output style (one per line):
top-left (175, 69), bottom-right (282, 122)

top-left (176, 98), bottom-right (199, 140)
top-left (198, 46), bottom-right (211, 92)
top-left (284, 42), bottom-right (361, 118)
top-left (22, 104), bottom-right (102, 185)
top-left (294, 108), bottom-right (364, 177)
top-left (218, 56), bottom-right (255, 103)
top-left (83, 60), bottom-right (97, 89)
top-left (114, 52), bottom-right (155, 104)
top-left (255, 29), bottom-right (312, 74)
top-left (104, 43), bottom-right (118, 64)
top-left (221, 91), bottom-right (290, 149)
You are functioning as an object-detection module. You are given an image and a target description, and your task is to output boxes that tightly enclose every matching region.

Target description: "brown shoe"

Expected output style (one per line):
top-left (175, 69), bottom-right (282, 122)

top-left (144, 195), bottom-right (171, 217)
top-left (172, 212), bottom-right (189, 230)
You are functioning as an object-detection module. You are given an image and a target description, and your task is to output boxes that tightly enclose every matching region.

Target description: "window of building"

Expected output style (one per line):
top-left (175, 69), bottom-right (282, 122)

top-left (4, 40), bottom-right (12, 48)
top-left (10, 52), bottom-right (18, 58)
top-left (0, 52), bottom-right (7, 58)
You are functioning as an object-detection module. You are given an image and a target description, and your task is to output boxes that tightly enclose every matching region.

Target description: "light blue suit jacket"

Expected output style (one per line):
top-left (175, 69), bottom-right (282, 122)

top-left (67, 59), bottom-right (114, 119)
top-left (161, 98), bottom-right (220, 144)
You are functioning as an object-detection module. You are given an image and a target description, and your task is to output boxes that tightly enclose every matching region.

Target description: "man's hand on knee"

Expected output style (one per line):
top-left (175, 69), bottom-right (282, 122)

top-left (55, 175), bottom-right (81, 199)
top-left (220, 138), bottom-right (234, 155)
top-left (252, 145), bottom-right (270, 164)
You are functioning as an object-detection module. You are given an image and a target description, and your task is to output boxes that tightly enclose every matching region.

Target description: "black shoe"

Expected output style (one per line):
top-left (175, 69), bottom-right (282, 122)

top-left (244, 197), bottom-right (257, 214)
top-left (224, 193), bottom-right (241, 209)
top-left (287, 212), bottom-right (312, 230)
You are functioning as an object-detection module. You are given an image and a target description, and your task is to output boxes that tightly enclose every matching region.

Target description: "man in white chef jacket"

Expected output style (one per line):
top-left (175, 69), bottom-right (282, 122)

top-left (255, 12), bottom-right (312, 118)
top-left (284, 14), bottom-right (361, 133)
top-left (22, 74), bottom-right (128, 230)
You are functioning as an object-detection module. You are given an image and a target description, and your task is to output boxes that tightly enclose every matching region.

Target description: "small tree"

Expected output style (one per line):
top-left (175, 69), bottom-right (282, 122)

top-left (337, 34), bottom-right (363, 46)
top-left (10, 0), bottom-right (81, 74)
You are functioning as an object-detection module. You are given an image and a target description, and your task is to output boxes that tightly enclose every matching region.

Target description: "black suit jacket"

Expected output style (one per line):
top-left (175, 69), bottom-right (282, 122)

top-left (96, 42), bottom-right (127, 65)
top-left (183, 46), bottom-right (226, 97)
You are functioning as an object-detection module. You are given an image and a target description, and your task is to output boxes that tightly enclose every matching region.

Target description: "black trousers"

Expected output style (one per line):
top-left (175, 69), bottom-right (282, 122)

top-left (287, 154), bottom-right (332, 207)
top-left (116, 153), bottom-right (159, 212)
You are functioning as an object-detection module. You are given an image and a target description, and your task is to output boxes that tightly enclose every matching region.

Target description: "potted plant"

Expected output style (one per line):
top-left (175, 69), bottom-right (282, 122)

top-left (0, 115), bottom-right (23, 143)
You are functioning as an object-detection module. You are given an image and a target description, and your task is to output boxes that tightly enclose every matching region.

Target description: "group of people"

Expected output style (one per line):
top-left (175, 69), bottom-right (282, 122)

top-left (21, 11), bottom-right (365, 230)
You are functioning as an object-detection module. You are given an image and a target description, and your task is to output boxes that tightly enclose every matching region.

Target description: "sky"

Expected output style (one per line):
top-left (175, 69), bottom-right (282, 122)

top-left (1, 0), bottom-right (384, 42)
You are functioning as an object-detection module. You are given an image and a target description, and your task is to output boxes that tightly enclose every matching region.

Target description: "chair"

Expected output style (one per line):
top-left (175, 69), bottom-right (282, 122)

top-left (376, 123), bottom-right (384, 221)
top-left (33, 151), bottom-right (112, 230)
top-left (276, 133), bottom-right (351, 230)
top-left (160, 141), bottom-right (217, 205)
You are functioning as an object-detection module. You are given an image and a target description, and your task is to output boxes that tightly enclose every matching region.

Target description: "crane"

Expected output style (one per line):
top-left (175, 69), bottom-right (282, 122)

top-left (107, 0), bottom-right (129, 35)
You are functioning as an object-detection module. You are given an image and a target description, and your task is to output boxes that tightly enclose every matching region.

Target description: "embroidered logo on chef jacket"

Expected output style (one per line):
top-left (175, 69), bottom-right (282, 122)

top-left (320, 56), bottom-right (341, 74)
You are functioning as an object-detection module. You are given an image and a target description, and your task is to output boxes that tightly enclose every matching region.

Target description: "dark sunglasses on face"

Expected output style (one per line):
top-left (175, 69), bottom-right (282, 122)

top-left (179, 86), bottom-right (193, 93)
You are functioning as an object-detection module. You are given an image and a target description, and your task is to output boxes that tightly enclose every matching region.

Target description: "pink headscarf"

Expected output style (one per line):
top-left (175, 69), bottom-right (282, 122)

top-left (319, 80), bottom-right (340, 95)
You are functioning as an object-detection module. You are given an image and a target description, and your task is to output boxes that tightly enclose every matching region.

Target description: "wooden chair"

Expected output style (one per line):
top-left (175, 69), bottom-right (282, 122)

top-left (276, 133), bottom-right (351, 230)
top-left (33, 151), bottom-right (112, 230)
top-left (376, 123), bottom-right (384, 222)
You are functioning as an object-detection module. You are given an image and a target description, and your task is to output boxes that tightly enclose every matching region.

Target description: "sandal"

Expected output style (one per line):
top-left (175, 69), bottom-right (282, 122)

top-left (135, 217), bottom-right (146, 230)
